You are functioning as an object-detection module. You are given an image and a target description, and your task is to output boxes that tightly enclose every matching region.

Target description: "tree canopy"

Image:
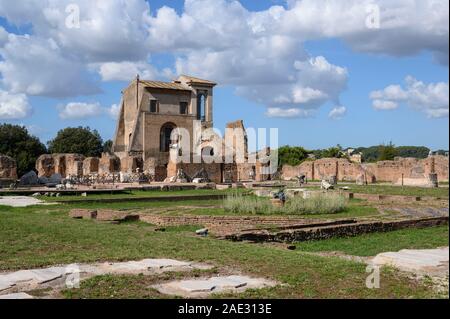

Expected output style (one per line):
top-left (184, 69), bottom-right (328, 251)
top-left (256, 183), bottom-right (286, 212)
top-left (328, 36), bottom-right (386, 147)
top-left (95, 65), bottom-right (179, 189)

top-left (278, 145), bottom-right (310, 167)
top-left (47, 126), bottom-right (103, 157)
top-left (356, 144), bottom-right (429, 162)
top-left (377, 142), bottom-right (397, 161)
top-left (0, 124), bottom-right (47, 176)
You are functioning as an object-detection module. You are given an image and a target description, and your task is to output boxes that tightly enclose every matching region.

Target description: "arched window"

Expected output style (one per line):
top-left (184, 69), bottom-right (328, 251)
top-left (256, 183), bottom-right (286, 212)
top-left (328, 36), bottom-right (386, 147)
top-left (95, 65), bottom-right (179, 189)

top-left (160, 122), bottom-right (176, 152)
top-left (197, 92), bottom-right (206, 121)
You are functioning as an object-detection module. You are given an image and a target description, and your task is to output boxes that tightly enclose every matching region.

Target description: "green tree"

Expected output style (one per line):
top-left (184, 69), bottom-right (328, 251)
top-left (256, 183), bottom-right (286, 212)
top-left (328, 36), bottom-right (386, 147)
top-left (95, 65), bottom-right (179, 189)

top-left (278, 145), bottom-right (310, 167)
top-left (102, 139), bottom-right (113, 154)
top-left (48, 127), bottom-right (103, 157)
top-left (314, 145), bottom-right (343, 159)
top-left (395, 146), bottom-right (430, 159)
top-left (0, 124), bottom-right (47, 176)
top-left (378, 142), bottom-right (397, 161)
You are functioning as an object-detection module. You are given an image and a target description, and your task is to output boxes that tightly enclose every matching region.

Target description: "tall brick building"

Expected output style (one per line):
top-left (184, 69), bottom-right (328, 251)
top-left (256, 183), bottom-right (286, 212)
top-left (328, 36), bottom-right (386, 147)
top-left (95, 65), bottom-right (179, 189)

top-left (111, 75), bottom-right (262, 182)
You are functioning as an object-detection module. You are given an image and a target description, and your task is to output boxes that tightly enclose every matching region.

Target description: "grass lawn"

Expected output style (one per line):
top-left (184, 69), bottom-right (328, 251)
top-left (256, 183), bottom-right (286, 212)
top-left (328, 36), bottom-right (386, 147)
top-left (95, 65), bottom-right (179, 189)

top-left (339, 184), bottom-right (449, 198)
top-left (40, 188), bottom-right (248, 202)
top-left (295, 226), bottom-right (449, 256)
top-left (0, 203), bottom-right (444, 298)
top-left (168, 201), bottom-right (380, 219)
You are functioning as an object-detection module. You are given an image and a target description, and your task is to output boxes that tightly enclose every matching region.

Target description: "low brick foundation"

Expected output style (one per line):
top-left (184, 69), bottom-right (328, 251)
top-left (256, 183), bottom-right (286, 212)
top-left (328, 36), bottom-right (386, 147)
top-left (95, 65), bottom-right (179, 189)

top-left (69, 209), bottom-right (139, 222)
top-left (226, 216), bottom-right (449, 243)
top-left (342, 192), bottom-right (422, 202)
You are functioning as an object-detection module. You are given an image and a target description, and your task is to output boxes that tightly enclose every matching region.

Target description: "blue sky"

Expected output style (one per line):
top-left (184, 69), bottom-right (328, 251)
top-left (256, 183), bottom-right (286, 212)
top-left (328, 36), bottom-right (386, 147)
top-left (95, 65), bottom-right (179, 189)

top-left (0, 0), bottom-right (448, 150)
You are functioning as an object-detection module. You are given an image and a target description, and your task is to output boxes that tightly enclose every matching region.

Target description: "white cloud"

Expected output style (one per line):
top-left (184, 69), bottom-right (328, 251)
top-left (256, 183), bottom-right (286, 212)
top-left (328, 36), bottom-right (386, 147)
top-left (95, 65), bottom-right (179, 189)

top-left (372, 99), bottom-right (399, 110)
top-left (0, 0), bottom-right (447, 119)
top-left (58, 102), bottom-right (118, 120)
top-left (0, 89), bottom-right (31, 119)
top-left (0, 26), bottom-right (8, 46)
top-left (279, 0), bottom-right (449, 65)
top-left (369, 76), bottom-right (449, 117)
top-left (0, 34), bottom-right (99, 97)
top-left (265, 107), bottom-right (315, 118)
top-left (108, 103), bottom-right (120, 119)
top-left (328, 106), bottom-right (347, 120)
top-left (97, 61), bottom-right (160, 82)
top-left (0, 0), bottom-right (151, 62)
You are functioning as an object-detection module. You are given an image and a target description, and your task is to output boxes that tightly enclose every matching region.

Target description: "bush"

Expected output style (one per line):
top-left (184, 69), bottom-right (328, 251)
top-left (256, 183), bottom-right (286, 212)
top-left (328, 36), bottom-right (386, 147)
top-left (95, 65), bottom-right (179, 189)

top-left (224, 193), bottom-right (273, 215)
top-left (284, 193), bottom-right (347, 215)
top-left (224, 193), bottom-right (347, 215)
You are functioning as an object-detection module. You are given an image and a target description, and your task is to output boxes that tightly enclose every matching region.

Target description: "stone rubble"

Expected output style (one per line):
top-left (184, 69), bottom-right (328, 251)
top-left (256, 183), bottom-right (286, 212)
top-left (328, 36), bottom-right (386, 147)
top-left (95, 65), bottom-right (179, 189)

top-left (0, 259), bottom-right (213, 298)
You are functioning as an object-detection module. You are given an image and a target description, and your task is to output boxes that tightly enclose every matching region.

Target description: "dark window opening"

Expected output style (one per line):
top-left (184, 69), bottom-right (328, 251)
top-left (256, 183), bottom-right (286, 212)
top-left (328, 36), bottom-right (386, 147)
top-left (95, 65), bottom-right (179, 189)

top-left (180, 102), bottom-right (188, 115)
top-left (150, 99), bottom-right (158, 113)
top-left (197, 93), bottom-right (206, 121)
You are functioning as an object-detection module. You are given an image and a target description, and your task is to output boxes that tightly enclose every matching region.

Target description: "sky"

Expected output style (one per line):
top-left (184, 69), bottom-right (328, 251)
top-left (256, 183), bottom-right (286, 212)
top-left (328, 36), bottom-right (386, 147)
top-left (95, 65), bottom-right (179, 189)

top-left (0, 0), bottom-right (448, 151)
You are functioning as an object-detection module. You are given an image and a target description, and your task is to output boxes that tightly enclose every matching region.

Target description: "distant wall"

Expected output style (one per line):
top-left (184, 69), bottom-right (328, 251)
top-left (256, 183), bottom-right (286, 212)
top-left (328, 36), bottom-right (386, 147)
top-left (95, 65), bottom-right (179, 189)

top-left (282, 155), bottom-right (449, 183)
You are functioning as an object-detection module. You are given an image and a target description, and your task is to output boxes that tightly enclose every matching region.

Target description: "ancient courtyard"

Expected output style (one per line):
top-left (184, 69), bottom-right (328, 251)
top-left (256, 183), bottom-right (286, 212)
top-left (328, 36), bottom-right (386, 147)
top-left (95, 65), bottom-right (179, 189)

top-left (0, 0), bottom-right (449, 306)
top-left (0, 75), bottom-right (449, 300)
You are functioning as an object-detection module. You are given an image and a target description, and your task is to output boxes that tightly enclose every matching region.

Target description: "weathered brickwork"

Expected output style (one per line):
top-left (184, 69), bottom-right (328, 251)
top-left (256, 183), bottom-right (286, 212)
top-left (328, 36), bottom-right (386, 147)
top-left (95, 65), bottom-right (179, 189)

top-left (0, 154), bottom-right (17, 180)
top-left (282, 156), bottom-right (449, 184)
top-left (227, 217), bottom-right (448, 243)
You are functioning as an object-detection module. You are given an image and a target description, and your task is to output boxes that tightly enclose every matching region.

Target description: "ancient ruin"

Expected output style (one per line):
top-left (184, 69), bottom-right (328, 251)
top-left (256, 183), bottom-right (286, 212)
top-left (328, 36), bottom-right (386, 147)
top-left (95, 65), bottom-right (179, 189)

top-left (30, 75), bottom-right (270, 184)
top-left (282, 155), bottom-right (448, 187)
top-left (0, 155), bottom-right (17, 185)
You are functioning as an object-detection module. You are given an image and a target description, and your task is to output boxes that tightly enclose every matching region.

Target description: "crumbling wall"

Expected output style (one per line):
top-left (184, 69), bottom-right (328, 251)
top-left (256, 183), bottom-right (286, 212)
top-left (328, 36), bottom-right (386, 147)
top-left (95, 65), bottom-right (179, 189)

top-left (120, 155), bottom-right (144, 173)
top-left (281, 155), bottom-right (449, 183)
top-left (0, 155), bottom-right (18, 180)
top-left (36, 154), bottom-right (55, 177)
top-left (99, 153), bottom-right (121, 175)
top-left (83, 157), bottom-right (99, 175)
top-left (167, 159), bottom-right (223, 183)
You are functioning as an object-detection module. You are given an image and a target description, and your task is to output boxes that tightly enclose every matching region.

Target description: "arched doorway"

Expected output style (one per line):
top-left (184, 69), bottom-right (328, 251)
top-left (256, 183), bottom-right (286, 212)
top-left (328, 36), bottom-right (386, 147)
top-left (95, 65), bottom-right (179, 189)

top-left (160, 122), bottom-right (177, 152)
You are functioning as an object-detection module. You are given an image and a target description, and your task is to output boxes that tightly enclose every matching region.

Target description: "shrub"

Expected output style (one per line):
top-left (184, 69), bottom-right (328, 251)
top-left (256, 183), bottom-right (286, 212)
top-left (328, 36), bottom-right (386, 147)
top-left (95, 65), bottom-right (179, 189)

top-left (284, 193), bottom-right (347, 215)
top-left (223, 193), bottom-right (273, 215)
top-left (223, 192), bottom-right (347, 215)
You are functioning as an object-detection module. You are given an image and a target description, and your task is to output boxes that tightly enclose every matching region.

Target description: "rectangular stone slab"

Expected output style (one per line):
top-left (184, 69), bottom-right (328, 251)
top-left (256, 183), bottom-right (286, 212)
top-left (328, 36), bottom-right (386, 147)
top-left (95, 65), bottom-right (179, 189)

top-left (173, 279), bottom-right (218, 293)
top-left (0, 280), bottom-right (14, 292)
top-left (141, 259), bottom-right (191, 269)
top-left (0, 292), bottom-right (34, 299)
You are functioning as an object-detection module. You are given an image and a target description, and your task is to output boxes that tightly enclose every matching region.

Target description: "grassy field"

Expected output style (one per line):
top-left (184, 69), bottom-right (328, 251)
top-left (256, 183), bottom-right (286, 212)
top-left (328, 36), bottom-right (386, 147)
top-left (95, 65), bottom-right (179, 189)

top-left (40, 188), bottom-right (247, 201)
top-left (0, 199), bottom-right (446, 298)
top-left (295, 226), bottom-right (449, 256)
top-left (338, 184), bottom-right (449, 198)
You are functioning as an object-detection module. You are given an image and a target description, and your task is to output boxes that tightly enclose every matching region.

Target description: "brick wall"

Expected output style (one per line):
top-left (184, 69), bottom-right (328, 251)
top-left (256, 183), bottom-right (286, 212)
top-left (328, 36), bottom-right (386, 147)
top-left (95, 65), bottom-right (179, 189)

top-left (282, 156), bottom-right (449, 183)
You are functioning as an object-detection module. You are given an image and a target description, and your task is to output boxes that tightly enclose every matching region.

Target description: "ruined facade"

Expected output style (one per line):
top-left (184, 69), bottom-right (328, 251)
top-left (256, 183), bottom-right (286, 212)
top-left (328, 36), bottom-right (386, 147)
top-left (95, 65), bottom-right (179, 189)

top-left (110, 75), bottom-right (262, 183)
top-left (32, 76), bottom-right (265, 183)
top-left (282, 155), bottom-right (449, 185)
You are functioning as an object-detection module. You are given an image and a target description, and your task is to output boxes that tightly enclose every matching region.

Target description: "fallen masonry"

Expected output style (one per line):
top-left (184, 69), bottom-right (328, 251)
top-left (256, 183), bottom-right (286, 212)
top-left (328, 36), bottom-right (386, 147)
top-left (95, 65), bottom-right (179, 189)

top-left (0, 259), bottom-right (212, 297)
